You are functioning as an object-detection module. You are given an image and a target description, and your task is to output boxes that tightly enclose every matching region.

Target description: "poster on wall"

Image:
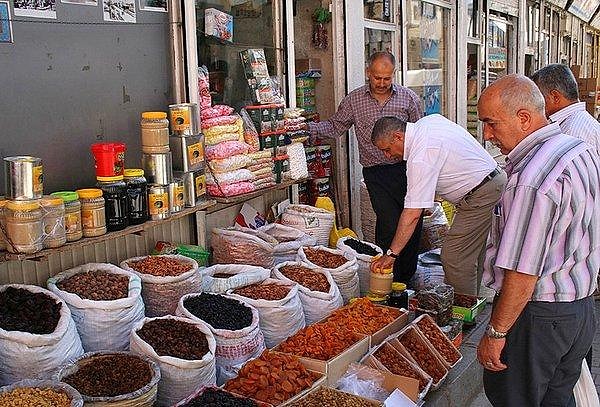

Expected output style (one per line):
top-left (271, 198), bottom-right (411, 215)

top-left (103, 0), bottom-right (136, 22)
top-left (424, 86), bottom-right (441, 115)
top-left (0, 1), bottom-right (13, 43)
top-left (61, 0), bottom-right (97, 7)
top-left (139, 0), bottom-right (166, 12)
top-left (420, 38), bottom-right (439, 63)
top-left (14, 0), bottom-right (56, 19)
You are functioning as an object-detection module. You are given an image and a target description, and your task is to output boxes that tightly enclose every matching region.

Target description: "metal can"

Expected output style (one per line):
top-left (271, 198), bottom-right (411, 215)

top-left (142, 152), bottom-right (173, 185)
top-left (169, 134), bottom-right (204, 172)
top-left (4, 156), bottom-right (43, 200)
top-left (168, 178), bottom-right (185, 214)
top-left (168, 103), bottom-right (200, 136)
top-left (176, 170), bottom-right (206, 207)
top-left (148, 185), bottom-right (170, 220)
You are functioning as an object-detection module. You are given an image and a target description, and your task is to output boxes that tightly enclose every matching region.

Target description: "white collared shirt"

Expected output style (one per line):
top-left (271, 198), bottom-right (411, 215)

top-left (403, 114), bottom-right (496, 207)
top-left (549, 102), bottom-right (600, 154)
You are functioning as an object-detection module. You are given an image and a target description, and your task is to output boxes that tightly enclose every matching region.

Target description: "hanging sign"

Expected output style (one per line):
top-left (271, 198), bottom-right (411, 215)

top-left (489, 0), bottom-right (518, 16)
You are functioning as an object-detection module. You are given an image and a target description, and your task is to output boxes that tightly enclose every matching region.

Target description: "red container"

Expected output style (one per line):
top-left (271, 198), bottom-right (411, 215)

top-left (91, 142), bottom-right (126, 178)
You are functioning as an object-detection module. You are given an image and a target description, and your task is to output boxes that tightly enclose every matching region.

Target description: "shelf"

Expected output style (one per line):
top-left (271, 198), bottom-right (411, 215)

top-left (1, 199), bottom-right (217, 263)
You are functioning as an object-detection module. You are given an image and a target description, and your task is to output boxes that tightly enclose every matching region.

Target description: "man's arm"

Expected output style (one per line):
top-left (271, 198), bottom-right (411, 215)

top-left (407, 89), bottom-right (424, 122)
top-left (308, 96), bottom-right (354, 142)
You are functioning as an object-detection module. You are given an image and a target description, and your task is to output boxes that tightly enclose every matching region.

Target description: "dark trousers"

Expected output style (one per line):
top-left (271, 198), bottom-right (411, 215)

top-left (483, 296), bottom-right (596, 407)
top-left (362, 162), bottom-right (422, 283)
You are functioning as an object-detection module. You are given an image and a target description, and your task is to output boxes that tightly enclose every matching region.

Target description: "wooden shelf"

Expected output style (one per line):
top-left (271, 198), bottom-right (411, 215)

top-left (207, 179), bottom-right (305, 212)
top-left (1, 199), bottom-right (217, 262)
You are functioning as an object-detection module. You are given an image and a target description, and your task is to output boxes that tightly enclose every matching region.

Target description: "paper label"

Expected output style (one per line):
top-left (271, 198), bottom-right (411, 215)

top-left (32, 165), bottom-right (43, 194)
top-left (195, 175), bottom-right (206, 198)
top-left (187, 143), bottom-right (204, 166)
top-left (170, 109), bottom-right (191, 131)
top-left (149, 193), bottom-right (169, 215)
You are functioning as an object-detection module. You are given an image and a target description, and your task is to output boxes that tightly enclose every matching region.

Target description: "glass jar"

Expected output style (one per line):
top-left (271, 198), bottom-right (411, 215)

top-left (387, 282), bottom-right (409, 310)
top-left (40, 195), bottom-right (66, 249)
top-left (0, 197), bottom-right (6, 251)
top-left (365, 292), bottom-right (388, 306)
top-left (124, 169), bottom-right (149, 225)
top-left (141, 111), bottom-right (169, 147)
top-left (369, 268), bottom-right (393, 297)
top-left (76, 188), bottom-right (107, 237)
top-left (96, 176), bottom-right (129, 231)
top-left (51, 191), bottom-right (82, 242)
top-left (4, 200), bottom-right (43, 254)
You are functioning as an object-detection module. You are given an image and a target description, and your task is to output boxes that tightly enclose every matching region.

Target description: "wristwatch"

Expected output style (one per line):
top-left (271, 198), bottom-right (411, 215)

top-left (485, 324), bottom-right (508, 339)
top-left (386, 248), bottom-right (398, 258)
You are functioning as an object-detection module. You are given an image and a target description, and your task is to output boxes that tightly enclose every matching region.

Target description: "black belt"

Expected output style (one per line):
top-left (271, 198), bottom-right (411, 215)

top-left (466, 167), bottom-right (501, 197)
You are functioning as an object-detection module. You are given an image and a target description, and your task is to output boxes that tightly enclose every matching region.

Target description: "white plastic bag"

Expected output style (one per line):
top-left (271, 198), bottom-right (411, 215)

top-left (336, 237), bottom-right (383, 297)
top-left (120, 255), bottom-right (201, 317)
top-left (211, 227), bottom-right (276, 268)
top-left (47, 263), bottom-right (145, 352)
top-left (281, 204), bottom-right (335, 246)
top-left (409, 249), bottom-right (445, 291)
top-left (130, 316), bottom-right (217, 406)
top-left (176, 293), bottom-right (265, 385)
top-left (227, 278), bottom-right (305, 348)
top-left (272, 261), bottom-right (343, 325)
top-left (574, 359), bottom-right (600, 407)
top-left (0, 284), bottom-right (84, 386)
top-left (0, 379), bottom-right (84, 407)
top-left (297, 246), bottom-right (360, 304)
top-left (420, 203), bottom-right (450, 253)
top-left (206, 169), bottom-right (254, 186)
top-left (201, 264), bottom-right (271, 294)
top-left (258, 223), bottom-right (317, 265)
top-left (287, 142), bottom-right (309, 181)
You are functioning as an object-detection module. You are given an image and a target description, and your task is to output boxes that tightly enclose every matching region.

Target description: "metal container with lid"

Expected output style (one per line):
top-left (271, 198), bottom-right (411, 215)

top-left (76, 188), bottom-right (107, 237)
top-left (4, 199), bottom-right (43, 254)
top-left (168, 178), bottom-right (185, 214)
top-left (140, 111), bottom-right (169, 147)
top-left (142, 152), bottom-right (173, 185)
top-left (51, 191), bottom-right (82, 242)
top-left (148, 185), bottom-right (170, 220)
top-left (123, 169), bottom-right (149, 225)
top-left (169, 134), bottom-right (204, 172)
top-left (40, 195), bottom-right (66, 249)
top-left (96, 176), bottom-right (129, 232)
top-left (168, 103), bottom-right (200, 136)
top-left (176, 170), bottom-right (206, 207)
top-left (4, 156), bottom-right (43, 200)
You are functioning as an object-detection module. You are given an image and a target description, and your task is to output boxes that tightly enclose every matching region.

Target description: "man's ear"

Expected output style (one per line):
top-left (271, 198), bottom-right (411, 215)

top-left (394, 131), bottom-right (405, 142)
top-left (549, 89), bottom-right (562, 104)
top-left (516, 109), bottom-right (532, 131)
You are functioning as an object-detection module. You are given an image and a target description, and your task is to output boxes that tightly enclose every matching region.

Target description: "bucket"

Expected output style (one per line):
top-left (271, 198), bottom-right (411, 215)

top-left (91, 143), bottom-right (126, 178)
top-left (4, 156), bottom-right (43, 200)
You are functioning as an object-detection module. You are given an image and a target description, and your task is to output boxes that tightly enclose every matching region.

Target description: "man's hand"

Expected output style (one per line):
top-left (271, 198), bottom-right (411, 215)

top-left (477, 336), bottom-right (507, 371)
top-left (370, 255), bottom-right (395, 273)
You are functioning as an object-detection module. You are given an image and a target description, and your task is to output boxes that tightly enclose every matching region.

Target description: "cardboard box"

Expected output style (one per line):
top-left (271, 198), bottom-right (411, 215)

top-left (293, 386), bottom-right (382, 406)
top-left (295, 58), bottom-right (322, 75)
top-left (204, 8), bottom-right (233, 42)
top-left (369, 306), bottom-right (409, 348)
top-left (452, 294), bottom-right (486, 323)
top-left (571, 65), bottom-right (581, 78)
top-left (412, 314), bottom-right (462, 368)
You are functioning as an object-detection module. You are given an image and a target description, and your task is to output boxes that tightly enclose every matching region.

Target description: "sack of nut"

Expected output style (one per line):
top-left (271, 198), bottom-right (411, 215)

top-left (258, 223), bottom-right (317, 265)
top-left (211, 227), bottom-right (276, 269)
top-left (272, 261), bottom-right (343, 325)
top-left (47, 263), bottom-right (145, 352)
top-left (201, 264), bottom-right (271, 294)
top-left (120, 255), bottom-right (201, 317)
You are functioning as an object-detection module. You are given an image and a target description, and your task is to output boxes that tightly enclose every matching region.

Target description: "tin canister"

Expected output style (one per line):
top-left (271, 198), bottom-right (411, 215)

top-left (168, 103), bottom-right (200, 136)
top-left (142, 152), bottom-right (173, 185)
top-left (177, 170), bottom-right (206, 207)
top-left (169, 134), bottom-right (204, 172)
top-left (168, 179), bottom-right (185, 214)
top-left (148, 185), bottom-right (170, 220)
top-left (4, 156), bottom-right (43, 200)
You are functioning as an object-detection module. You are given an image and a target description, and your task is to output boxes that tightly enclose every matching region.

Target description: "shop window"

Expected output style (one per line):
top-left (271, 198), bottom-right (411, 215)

top-left (364, 28), bottom-right (394, 59)
top-left (194, 0), bottom-right (282, 110)
top-left (405, 1), bottom-right (449, 116)
top-left (526, 2), bottom-right (539, 48)
top-left (466, 44), bottom-right (481, 140)
top-left (467, 0), bottom-right (479, 38)
top-left (364, 0), bottom-right (393, 23)
top-left (487, 17), bottom-right (512, 83)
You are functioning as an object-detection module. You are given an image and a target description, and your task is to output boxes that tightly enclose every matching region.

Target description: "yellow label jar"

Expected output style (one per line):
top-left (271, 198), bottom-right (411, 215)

top-left (77, 189), bottom-right (107, 237)
top-left (40, 195), bottom-right (67, 249)
top-left (51, 191), bottom-right (82, 242)
top-left (148, 185), bottom-right (170, 220)
top-left (5, 200), bottom-right (43, 254)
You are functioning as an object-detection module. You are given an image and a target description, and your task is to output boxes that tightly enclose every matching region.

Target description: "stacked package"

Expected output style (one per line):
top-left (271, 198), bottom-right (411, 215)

top-left (247, 150), bottom-right (275, 190)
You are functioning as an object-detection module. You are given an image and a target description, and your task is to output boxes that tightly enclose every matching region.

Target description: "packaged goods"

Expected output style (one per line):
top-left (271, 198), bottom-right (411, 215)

top-left (90, 143), bottom-right (126, 179)
top-left (4, 156), bottom-right (44, 200)
top-left (410, 249), bottom-right (445, 290)
top-left (207, 154), bottom-right (251, 174)
top-left (336, 364), bottom-right (389, 403)
top-left (40, 196), bottom-right (66, 249)
top-left (208, 181), bottom-right (256, 197)
top-left (287, 142), bottom-right (309, 181)
top-left (76, 189), bottom-right (107, 238)
top-left (0, 380), bottom-right (83, 407)
top-left (228, 279), bottom-right (305, 348)
top-left (130, 316), bottom-right (217, 406)
top-left (197, 66), bottom-right (212, 110)
top-left (211, 227), bottom-right (276, 268)
top-left (396, 327), bottom-right (448, 386)
top-left (281, 204), bottom-right (335, 246)
top-left (141, 112), bottom-right (169, 148)
top-left (177, 293), bottom-right (265, 385)
top-left (175, 387), bottom-right (260, 407)
top-left (50, 191), bottom-right (82, 242)
top-left (205, 8), bottom-right (233, 42)
top-left (120, 255), bottom-right (200, 317)
top-left (336, 237), bottom-right (383, 296)
top-left (224, 350), bottom-right (319, 406)
top-left (284, 108), bottom-right (304, 119)
top-left (291, 386), bottom-right (380, 407)
top-left (206, 141), bottom-right (250, 161)
top-left (123, 169), bottom-right (149, 225)
top-left (201, 264), bottom-right (270, 294)
top-left (323, 298), bottom-right (401, 336)
top-left (258, 223), bottom-right (316, 264)
top-left (420, 203), bottom-right (449, 253)
top-left (240, 109), bottom-right (261, 152)
top-left (56, 351), bottom-right (161, 405)
top-left (47, 263), bottom-right (145, 352)
top-left (169, 103), bottom-right (200, 136)
top-left (371, 343), bottom-right (431, 394)
top-left (96, 176), bottom-right (129, 232)
top-left (206, 169), bottom-right (254, 186)
top-left (0, 285), bottom-right (84, 386)
top-left (272, 262), bottom-right (343, 325)
top-left (4, 200), bottom-right (43, 254)
top-left (201, 115), bottom-right (239, 129)
top-left (416, 283), bottom-right (454, 326)
top-left (414, 315), bottom-right (462, 366)
top-left (201, 105), bottom-right (235, 120)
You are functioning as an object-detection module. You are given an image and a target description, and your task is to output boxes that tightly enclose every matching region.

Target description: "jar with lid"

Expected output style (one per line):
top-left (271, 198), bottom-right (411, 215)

top-left (4, 200), bottom-right (43, 254)
top-left (123, 169), bottom-right (149, 225)
top-left (0, 198), bottom-right (6, 251)
top-left (141, 112), bottom-right (169, 147)
top-left (387, 282), bottom-right (409, 310)
top-left (96, 176), bottom-right (129, 231)
top-left (51, 191), bottom-right (82, 242)
top-left (365, 292), bottom-right (388, 306)
top-left (76, 189), bottom-right (107, 237)
top-left (369, 267), bottom-right (393, 297)
top-left (40, 195), bottom-right (67, 249)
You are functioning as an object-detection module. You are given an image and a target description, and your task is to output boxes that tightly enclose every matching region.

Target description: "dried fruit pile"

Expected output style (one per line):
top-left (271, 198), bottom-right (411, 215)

top-left (224, 351), bottom-right (319, 406)
top-left (137, 319), bottom-right (209, 360)
top-left (183, 293), bottom-right (253, 331)
top-left (279, 265), bottom-right (330, 292)
top-left (324, 298), bottom-right (400, 335)
top-left (416, 317), bottom-right (460, 364)
top-left (398, 329), bottom-right (447, 384)
top-left (291, 386), bottom-right (379, 406)
top-left (342, 238), bottom-right (379, 256)
top-left (57, 271), bottom-right (129, 301)
top-left (277, 322), bottom-right (360, 360)
top-left (453, 293), bottom-right (478, 308)
top-left (233, 283), bottom-right (291, 301)
top-left (374, 345), bottom-right (429, 391)
top-left (63, 354), bottom-right (152, 397)
top-left (303, 247), bottom-right (348, 269)
top-left (0, 387), bottom-right (72, 406)
top-left (0, 287), bottom-right (62, 334)
top-left (127, 256), bottom-right (192, 277)
top-left (181, 388), bottom-right (258, 407)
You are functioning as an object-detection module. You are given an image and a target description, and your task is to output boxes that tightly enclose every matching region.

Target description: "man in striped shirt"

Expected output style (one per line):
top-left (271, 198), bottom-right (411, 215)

top-left (531, 63), bottom-right (600, 153)
top-left (476, 74), bottom-right (599, 406)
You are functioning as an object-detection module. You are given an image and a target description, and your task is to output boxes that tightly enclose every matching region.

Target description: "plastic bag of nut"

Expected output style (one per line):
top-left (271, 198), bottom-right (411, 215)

top-left (211, 227), bottom-right (277, 269)
top-left (201, 264), bottom-right (271, 294)
top-left (130, 316), bottom-right (217, 406)
top-left (0, 379), bottom-right (84, 407)
top-left (272, 261), bottom-right (343, 325)
top-left (419, 203), bottom-right (449, 253)
top-left (416, 283), bottom-right (454, 326)
top-left (120, 255), bottom-right (200, 317)
top-left (47, 263), bottom-right (145, 352)
top-left (257, 223), bottom-right (317, 265)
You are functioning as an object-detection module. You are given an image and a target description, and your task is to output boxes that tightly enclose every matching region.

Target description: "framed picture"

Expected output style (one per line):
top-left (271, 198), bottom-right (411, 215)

top-left (139, 0), bottom-right (166, 13)
top-left (13, 0), bottom-right (57, 19)
top-left (61, 0), bottom-right (98, 7)
top-left (103, 0), bottom-right (136, 22)
top-left (0, 1), bottom-right (13, 43)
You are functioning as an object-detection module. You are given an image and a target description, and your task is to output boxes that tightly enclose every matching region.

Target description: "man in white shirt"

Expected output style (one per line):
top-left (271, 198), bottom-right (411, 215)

top-left (370, 114), bottom-right (507, 295)
top-left (531, 64), bottom-right (600, 153)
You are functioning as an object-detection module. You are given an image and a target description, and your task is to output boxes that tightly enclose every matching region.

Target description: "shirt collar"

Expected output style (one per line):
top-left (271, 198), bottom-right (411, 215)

top-left (549, 101), bottom-right (586, 125)
top-left (364, 83), bottom-right (398, 96)
top-left (506, 122), bottom-right (562, 174)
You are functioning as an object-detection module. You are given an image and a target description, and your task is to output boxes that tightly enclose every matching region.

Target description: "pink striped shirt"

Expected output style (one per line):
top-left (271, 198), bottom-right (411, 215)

top-left (550, 101), bottom-right (600, 154)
